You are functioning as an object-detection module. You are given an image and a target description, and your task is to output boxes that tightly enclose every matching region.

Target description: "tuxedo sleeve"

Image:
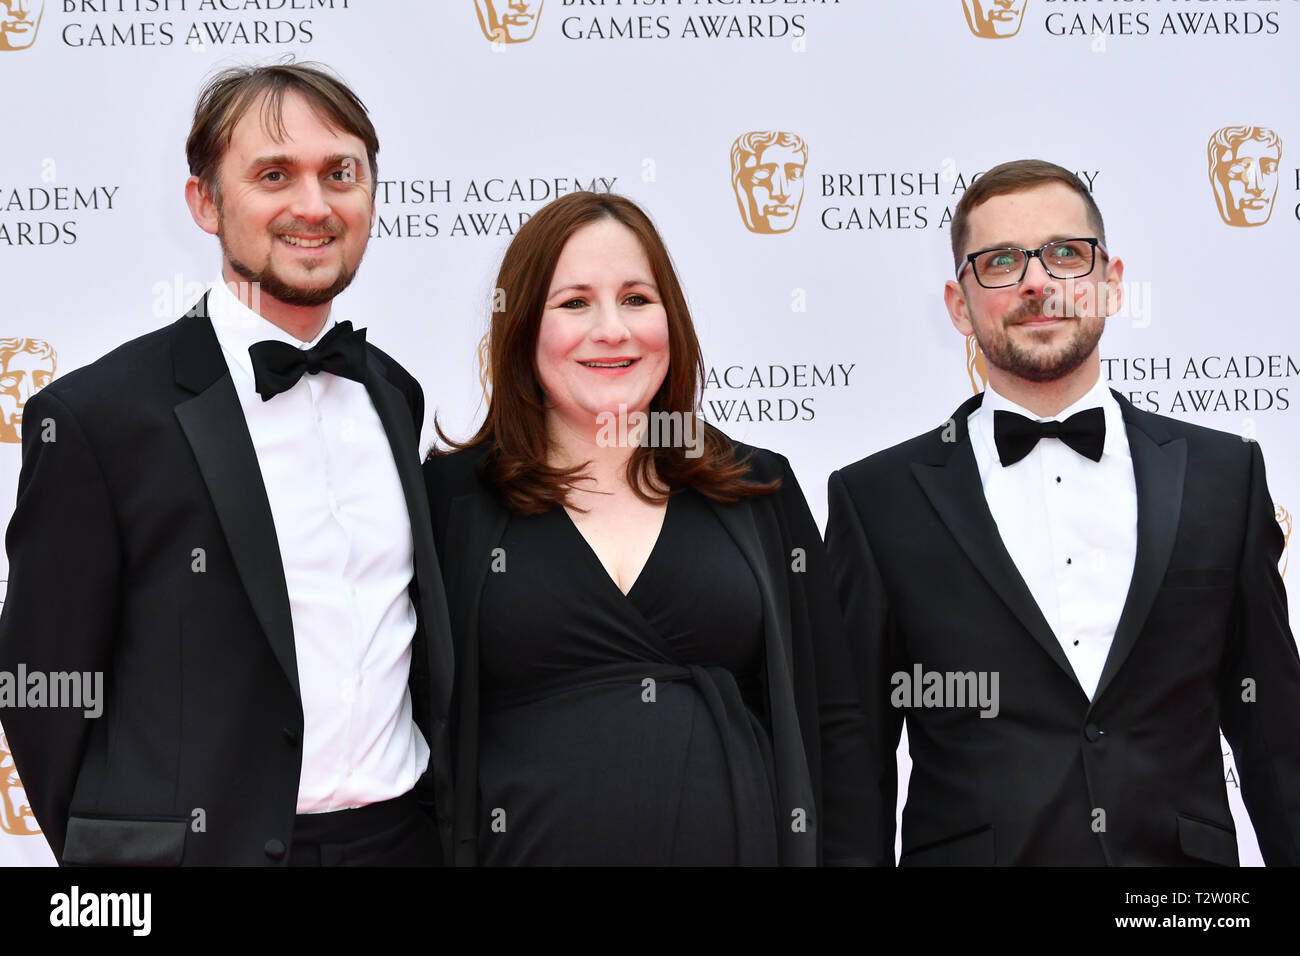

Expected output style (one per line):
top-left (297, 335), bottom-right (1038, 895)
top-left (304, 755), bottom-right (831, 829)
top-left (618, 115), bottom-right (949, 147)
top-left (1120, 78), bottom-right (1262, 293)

top-left (0, 388), bottom-right (122, 861)
top-left (825, 469), bottom-right (904, 866)
top-left (771, 456), bottom-right (875, 865)
top-left (1217, 440), bottom-right (1300, 865)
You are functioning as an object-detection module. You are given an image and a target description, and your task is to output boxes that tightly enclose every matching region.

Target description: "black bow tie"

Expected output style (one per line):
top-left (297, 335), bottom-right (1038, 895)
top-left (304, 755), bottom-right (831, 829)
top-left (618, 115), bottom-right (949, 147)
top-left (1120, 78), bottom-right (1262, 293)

top-left (993, 407), bottom-right (1106, 466)
top-left (248, 321), bottom-right (368, 402)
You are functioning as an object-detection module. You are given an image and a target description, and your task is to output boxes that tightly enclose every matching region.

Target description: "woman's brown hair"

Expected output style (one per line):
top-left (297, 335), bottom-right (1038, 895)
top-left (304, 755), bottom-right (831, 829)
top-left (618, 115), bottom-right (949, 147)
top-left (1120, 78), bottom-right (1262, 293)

top-left (435, 191), bottom-right (778, 514)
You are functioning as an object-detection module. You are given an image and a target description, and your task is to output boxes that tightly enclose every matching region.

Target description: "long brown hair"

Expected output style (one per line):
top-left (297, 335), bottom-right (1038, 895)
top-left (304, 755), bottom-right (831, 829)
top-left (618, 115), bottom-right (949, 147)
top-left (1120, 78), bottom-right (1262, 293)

top-left (434, 192), bottom-right (777, 514)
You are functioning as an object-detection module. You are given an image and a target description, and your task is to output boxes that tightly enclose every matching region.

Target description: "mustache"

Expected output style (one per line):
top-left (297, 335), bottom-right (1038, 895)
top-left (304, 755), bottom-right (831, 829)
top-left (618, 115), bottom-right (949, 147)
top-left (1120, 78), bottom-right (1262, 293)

top-left (1005, 299), bottom-right (1045, 324)
top-left (272, 219), bottom-right (344, 236)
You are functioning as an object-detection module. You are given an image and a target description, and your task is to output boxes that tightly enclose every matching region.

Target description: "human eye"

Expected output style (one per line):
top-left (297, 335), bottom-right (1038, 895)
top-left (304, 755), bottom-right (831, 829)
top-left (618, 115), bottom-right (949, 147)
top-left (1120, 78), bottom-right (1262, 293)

top-left (558, 297), bottom-right (587, 310)
top-left (1048, 242), bottom-right (1083, 261)
top-left (986, 251), bottom-right (1018, 269)
top-left (261, 169), bottom-right (287, 184)
top-left (328, 162), bottom-right (358, 183)
top-left (623, 293), bottom-right (649, 306)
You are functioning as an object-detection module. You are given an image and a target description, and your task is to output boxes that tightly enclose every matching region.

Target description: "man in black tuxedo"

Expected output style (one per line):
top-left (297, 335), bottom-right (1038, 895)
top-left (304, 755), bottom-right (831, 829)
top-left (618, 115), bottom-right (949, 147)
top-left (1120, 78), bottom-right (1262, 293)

top-left (826, 159), bottom-right (1300, 866)
top-left (0, 63), bottom-right (454, 865)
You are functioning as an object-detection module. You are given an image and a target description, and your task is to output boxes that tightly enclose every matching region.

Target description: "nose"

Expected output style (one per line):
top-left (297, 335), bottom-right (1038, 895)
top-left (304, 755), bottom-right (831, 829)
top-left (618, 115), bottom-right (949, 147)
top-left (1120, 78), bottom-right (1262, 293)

top-left (770, 168), bottom-right (790, 203)
top-left (589, 298), bottom-right (632, 344)
top-left (288, 177), bottom-right (331, 222)
top-left (1242, 160), bottom-right (1263, 195)
top-left (1019, 252), bottom-right (1054, 296)
top-left (510, 1), bottom-right (528, 12)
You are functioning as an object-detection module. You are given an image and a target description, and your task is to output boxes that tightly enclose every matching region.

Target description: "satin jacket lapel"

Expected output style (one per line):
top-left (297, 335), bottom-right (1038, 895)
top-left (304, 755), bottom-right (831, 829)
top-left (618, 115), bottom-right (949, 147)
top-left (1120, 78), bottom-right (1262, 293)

top-left (1091, 393), bottom-right (1186, 704)
top-left (705, 494), bottom-right (817, 866)
top-left (446, 485), bottom-right (509, 866)
top-left (364, 357), bottom-right (454, 716)
top-left (171, 298), bottom-right (300, 698)
top-left (911, 395), bottom-right (1082, 689)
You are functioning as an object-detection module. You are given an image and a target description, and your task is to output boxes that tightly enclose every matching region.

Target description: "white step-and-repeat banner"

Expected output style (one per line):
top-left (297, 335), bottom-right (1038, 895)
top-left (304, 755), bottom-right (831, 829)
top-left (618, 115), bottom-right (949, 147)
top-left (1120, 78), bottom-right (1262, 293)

top-left (1, 0), bottom-right (1296, 865)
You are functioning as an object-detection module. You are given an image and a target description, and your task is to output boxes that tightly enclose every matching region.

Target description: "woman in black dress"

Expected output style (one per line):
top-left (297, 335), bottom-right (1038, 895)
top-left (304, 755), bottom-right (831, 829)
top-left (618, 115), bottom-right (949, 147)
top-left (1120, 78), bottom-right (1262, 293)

top-left (424, 192), bottom-right (874, 865)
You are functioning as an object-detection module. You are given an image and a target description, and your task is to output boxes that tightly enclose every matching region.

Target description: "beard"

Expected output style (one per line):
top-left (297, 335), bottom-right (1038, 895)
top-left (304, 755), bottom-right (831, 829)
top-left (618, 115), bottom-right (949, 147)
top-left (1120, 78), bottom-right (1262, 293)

top-left (973, 297), bottom-right (1105, 384)
top-left (218, 218), bottom-right (361, 308)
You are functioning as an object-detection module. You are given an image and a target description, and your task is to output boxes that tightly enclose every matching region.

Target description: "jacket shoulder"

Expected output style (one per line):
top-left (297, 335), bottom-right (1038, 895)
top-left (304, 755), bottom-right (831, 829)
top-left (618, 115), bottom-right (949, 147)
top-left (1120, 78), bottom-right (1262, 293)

top-left (834, 423), bottom-right (952, 491)
top-left (366, 342), bottom-right (417, 392)
top-left (713, 426), bottom-right (790, 485)
top-left (423, 442), bottom-right (491, 499)
top-left (1124, 401), bottom-right (1249, 449)
top-left (36, 319), bottom-right (185, 414)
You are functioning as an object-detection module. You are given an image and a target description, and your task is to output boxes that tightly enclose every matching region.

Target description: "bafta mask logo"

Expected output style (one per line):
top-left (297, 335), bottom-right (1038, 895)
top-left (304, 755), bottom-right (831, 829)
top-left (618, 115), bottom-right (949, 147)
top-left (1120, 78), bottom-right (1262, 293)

top-left (1278, 505), bottom-right (1292, 579)
top-left (961, 0), bottom-right (1027, 39)
top-left (731, 131), bottom-right (808, 235)
top-left (0, 338), bottom-right (56, 443)
top-left (474, 0), bottom-right (543, 44)
top-left (0, 734), bottom-right (40, 835)
top-left (965, 334), bottom-right (988, 394)
top-left (1208, 126), bottom-right (1282, 227)
top-left (0, 0), bottom-right (43, 51)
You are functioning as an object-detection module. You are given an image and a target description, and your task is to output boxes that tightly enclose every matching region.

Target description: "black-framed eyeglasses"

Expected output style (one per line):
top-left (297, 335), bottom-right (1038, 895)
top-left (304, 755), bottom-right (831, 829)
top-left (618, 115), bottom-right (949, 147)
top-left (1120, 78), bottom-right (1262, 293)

top-left (956, 237), bottom-right (1108, 289)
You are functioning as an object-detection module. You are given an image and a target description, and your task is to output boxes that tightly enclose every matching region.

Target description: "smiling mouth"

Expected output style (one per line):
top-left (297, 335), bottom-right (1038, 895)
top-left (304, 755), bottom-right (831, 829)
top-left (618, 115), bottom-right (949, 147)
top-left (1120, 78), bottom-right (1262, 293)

top-left (579, 359), bottom-right (637, 369)
top-left (280, 235), bottom-right (335, 248)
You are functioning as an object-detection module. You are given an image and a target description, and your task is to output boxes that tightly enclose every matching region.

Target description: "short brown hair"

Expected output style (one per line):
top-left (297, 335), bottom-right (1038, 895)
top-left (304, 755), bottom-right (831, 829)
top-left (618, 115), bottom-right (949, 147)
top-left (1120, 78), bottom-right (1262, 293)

top-left (186, 59), bottom-right (379, 201)
top-left (949, 159), bottom-right (1105, 273)
top-left (435, 192), bottom-right (778, 514)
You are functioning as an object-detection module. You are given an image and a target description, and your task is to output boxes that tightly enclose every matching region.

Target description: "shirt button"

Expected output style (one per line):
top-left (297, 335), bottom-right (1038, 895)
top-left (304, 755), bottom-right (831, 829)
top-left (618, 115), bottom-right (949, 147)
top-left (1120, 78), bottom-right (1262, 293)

top-left (264, 839), bottom-right (287, 861)
top-left (1084, 723), bottom-right (1104, 743)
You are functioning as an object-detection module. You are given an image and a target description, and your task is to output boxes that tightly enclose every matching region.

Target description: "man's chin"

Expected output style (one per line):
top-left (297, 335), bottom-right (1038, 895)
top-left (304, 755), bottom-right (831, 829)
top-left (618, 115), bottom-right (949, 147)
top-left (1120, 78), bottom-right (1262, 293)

top-left (228, 259), bottom-right (358, 309)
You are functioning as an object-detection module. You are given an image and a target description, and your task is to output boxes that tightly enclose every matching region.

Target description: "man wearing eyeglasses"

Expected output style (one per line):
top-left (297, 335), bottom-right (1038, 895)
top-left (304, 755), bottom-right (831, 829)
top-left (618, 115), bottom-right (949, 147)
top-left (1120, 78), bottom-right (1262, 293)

top-left (826, 158), bottom-right (1300, 866)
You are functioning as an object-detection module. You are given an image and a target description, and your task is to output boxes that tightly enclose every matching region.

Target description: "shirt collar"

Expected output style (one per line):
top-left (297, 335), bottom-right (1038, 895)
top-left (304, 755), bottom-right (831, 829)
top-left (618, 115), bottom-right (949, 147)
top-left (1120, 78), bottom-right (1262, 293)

top-left (205, 277), bottom-right (337, 382)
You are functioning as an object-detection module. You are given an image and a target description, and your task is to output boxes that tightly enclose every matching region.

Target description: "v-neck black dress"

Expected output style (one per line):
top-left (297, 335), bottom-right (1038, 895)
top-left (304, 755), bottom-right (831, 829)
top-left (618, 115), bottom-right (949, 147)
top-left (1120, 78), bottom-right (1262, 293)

top-left (475, 488), bottom-right (778, 865)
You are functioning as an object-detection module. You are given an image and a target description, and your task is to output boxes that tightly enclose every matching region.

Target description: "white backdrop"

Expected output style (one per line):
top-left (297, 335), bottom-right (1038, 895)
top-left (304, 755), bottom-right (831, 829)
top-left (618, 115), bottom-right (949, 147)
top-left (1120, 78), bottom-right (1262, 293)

top-left (1, 0), bottom-right (1296, 865)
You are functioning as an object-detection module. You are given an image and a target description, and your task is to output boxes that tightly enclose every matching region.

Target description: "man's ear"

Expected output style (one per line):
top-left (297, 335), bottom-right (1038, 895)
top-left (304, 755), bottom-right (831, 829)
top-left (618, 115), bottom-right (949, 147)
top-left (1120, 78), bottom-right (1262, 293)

top-left (185, 175), bottom-right (220, 236)
top-left (1103, 256), bottom-right (1124, 318)
top-left (945, 278), bottom-right (974, 336)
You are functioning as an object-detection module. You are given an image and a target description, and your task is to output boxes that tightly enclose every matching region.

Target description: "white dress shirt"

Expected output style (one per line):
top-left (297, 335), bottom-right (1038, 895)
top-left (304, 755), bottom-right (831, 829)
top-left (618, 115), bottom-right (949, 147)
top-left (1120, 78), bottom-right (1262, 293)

top-left (967, 376), bottom-right (1138, 700)
top-left (206, 278), bottom-right (429, 812)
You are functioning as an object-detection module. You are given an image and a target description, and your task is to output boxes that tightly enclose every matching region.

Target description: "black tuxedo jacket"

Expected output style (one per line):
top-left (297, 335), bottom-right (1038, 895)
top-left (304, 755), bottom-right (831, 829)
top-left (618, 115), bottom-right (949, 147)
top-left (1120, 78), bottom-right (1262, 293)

top-left (423, 438), bottom-right (875, 865)
top-left (825, 390), bottom-right (1300, 866)
top-left (0, 297), bottom-right (455, 865)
